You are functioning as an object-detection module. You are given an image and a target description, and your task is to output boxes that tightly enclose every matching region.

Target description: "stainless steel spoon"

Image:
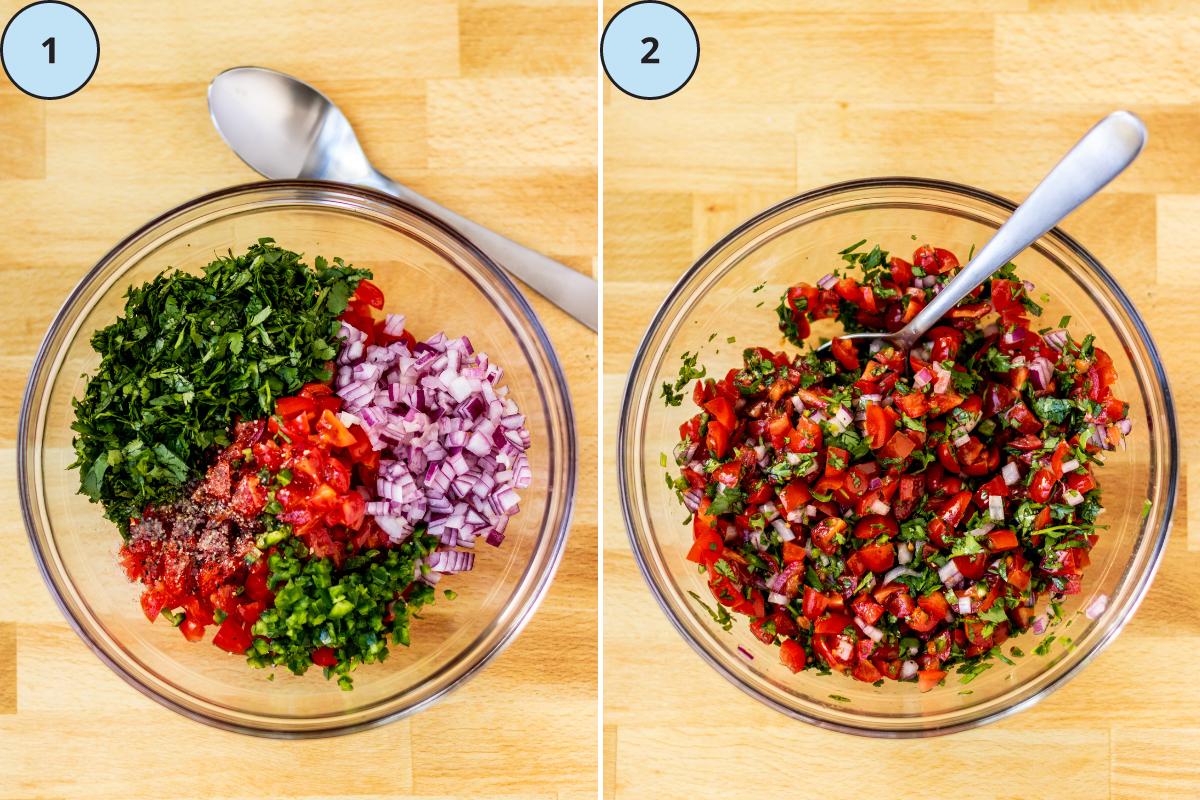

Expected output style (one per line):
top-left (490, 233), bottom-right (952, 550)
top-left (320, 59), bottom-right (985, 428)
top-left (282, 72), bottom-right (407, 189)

top-left (207, 66), bottom-right (598, 331)
top-left (822, 111), bottom-right (1146, 352)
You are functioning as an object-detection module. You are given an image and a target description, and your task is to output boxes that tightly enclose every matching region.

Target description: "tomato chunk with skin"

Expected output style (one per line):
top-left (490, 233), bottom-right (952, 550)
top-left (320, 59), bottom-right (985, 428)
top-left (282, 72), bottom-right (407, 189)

top-left (212, 617), bottom-right (253, 655)
top-left (918, 669), bottom-right (947, 692)
top-left (779, 639), bottom-right (807, 673)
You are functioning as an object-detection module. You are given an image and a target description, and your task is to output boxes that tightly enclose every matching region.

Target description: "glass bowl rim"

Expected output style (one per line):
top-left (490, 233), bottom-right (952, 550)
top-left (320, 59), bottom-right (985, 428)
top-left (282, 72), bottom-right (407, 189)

top-left (18, 179), bottom-right (577, 738)
top-left (617, 175), bottom-right (1178, 737)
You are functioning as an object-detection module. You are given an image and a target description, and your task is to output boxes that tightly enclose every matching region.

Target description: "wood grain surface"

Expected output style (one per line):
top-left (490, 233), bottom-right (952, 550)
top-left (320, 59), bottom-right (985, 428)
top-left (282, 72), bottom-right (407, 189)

top-left (603, 2), bottom-right (1199, 798)
top-left (0, 2), bottom-right (597, 798)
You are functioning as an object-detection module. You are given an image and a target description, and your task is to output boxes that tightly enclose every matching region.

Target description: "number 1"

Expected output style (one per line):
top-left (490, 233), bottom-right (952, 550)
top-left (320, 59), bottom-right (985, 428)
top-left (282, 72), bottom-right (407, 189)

top-left (42, 36), bottom-right (55, 63)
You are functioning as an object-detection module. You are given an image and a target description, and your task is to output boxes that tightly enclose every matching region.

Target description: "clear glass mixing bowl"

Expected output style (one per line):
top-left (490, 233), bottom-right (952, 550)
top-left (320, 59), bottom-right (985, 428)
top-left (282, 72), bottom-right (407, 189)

top-left (618, 178), bottom-right (1177, 736)
top-left (19, 181), bottom-right (576, 737)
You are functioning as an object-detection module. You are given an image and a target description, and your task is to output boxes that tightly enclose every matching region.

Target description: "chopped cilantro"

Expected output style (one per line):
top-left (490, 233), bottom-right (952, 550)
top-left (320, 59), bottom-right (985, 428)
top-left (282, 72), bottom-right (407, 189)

top-left (688, 591), bottom-right (734, 631)
top-left (707, 485), bottom-right (746, 516)
top-left (70, 240), bottom-right (369, 533)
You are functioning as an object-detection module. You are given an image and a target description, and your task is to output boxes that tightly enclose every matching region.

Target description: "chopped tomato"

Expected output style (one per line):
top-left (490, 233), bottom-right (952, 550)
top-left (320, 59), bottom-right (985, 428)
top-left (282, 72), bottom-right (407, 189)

top-left (311, 646), bottom-right (338, 667)
top-left (212, 617), bottom-right (253, 655)
top-left (275, 395), bottom-right (316, 419)
top-left (856, 542), bottom-right (896, 573)
top-left (831, 337), bottom-right (859, 371)
top-left (803, 586), bottom-right (831, 620)
top-left (353, 279), bottom-right (385, 309)
top-left (865, 404), bottom-right (895, 450)
top-left (179, 618), bottom-right (206, 642)
top-left (854, 514), bottom-right (899, 539)
top-left (703, 396), bottom-right (738, 431)
top-left (779, 639), bottom-right (807, 672)
top-left (918, 669), bottom-right (946, 692)
top-left (706, 421), bottom-right (731, 459)
top-left (316, 409), bottom-right (356, 447)
top-left (687, 527), bottom-right (723, 567)
top-left (777, 479), bottom-right (812, 516)
top-left (986, 528), bottom-right (1019, 551)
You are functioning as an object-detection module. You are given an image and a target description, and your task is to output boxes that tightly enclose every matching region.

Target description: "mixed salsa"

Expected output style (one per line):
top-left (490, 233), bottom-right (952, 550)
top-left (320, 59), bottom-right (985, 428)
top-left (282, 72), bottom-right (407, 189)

top-left (74, 240), bottom-right (531, 688)
top-left (667, 241), bottom-right (1131, 691)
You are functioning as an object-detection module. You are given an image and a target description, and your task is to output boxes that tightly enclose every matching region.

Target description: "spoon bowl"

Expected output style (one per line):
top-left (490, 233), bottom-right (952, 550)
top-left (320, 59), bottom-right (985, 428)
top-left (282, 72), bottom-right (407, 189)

top-left (208, 66), bottom-right (598, 330)
top-left (207, 67), bottom-right (372, 182)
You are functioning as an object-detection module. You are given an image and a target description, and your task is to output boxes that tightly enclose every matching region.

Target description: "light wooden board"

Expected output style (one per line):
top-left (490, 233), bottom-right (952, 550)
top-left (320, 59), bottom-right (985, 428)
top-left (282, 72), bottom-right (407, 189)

top-left (0, 1), bottom-right (597, 797)
top-left (603, 2), bottom-right (1199, 798)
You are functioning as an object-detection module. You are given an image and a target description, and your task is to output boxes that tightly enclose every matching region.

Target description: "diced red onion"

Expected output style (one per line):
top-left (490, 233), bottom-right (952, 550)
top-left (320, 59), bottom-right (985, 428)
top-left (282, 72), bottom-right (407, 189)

top-left (965, 523), bottom-right (995, 540)
top-left (747, 528), bottom-right (764, 552)
top-left (375, 515), bottom-right (412, 541)
top-left (1001, 462), bottom-right (1021, 486)
top-left (817, 273), bottom-right (837, 290)
top-left (791, 395), bottom-right (805, 414)
top-left (382, 313), bottom-right (407, 337)
top-left (682, 488), bottom-right (702, 513)
top-left (333, 322), bottom-right (528, 575)
top-left (1030, 357), bottom-right (1054, 390)
top-left (1032, 615), bottom-right (1048, 635)
top-left (767, 592), bottom-right (789, 606)
top-left (1063, 488), bottom-right (1085, 506)
top-left (883, 566), bottom-right (917, 584)
top-left (737, 645), bottom-right (754, 660)
top-left (674, 441), bottom-right (697, 466)
top-left (952, 432), bottom-right (970, 448)
top-left (900, 660), bottom-right (919, 680)
top-left (771, 518), bottom-right (795, 542)
top-left (988, 495), bottom-right (1005, 522)
top-left (913, 367), bottom-right (933, 388)
top-left (868, 498), bottom-right (891, 516)
top-left (1043, 329), bottom-right (1069, 350)
top-left (1001, 327), bottom-right (1026, 346)
top-left (938, 560), bottom-right (962, 586)
top-left (829, 406), bottom-right (853, 433)
top-left (1059, 458), bottom-right (1079, 474)
top-left (770, 560), bottom-right (805, 594)
top-left (1085, 593), bottom-right (1109, 620)
top-left (428, 549), bottom-right (475, 573)
top-left (897, 542), bottom-right (913, 565)
top-left (932, 363), bottom-right (951, 394)
top-left (1116, 418), bottom-right (1133, 435)
top-left (856, 617), bottom-right (884, 642)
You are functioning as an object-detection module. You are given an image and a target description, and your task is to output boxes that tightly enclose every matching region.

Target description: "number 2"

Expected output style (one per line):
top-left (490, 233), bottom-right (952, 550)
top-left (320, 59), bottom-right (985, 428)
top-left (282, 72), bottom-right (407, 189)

top-left (641, 36), bottom-right (659, 64)
top-left (42, 36), bottom-right (55, 64)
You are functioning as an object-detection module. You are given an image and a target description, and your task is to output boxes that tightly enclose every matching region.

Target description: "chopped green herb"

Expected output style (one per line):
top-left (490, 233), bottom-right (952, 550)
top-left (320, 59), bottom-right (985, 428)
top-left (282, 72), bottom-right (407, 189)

top-left (70, 239), bottom-right (369, 533)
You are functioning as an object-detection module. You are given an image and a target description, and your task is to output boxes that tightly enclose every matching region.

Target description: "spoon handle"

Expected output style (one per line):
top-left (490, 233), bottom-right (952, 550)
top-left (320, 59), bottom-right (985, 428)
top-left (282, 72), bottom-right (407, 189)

top-left (361, 169), bottom-right (598, 331)
top-left (896, 111), bottom-right (1146, 349)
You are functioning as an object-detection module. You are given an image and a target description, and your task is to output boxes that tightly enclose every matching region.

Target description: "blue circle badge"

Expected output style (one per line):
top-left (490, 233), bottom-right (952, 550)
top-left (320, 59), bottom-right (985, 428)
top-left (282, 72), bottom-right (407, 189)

top-left (601, 1), bottom-right (698, 100)
top-left (2, 1), bottom-right (98, 99)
